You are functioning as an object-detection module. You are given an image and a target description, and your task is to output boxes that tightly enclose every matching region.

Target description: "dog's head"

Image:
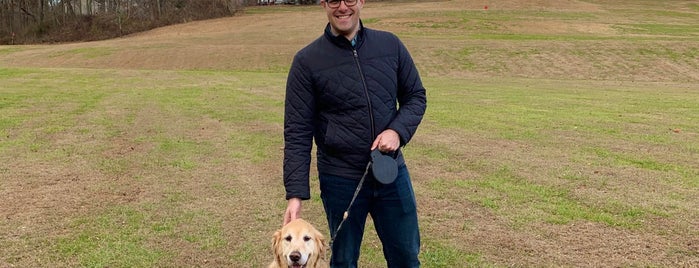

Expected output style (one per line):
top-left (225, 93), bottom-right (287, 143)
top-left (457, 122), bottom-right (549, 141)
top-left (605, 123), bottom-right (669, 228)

top-left (271, 218), bottom-right (327, 268)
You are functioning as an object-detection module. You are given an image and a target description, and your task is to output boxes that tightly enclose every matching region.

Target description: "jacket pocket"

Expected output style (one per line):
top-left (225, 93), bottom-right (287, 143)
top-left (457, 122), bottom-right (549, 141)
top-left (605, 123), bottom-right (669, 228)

top-left (324, 120), bottom-right (354, 153)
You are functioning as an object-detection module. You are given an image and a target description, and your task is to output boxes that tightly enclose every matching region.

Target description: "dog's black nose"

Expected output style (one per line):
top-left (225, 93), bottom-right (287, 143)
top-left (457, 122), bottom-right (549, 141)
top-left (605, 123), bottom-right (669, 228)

top-left (289, 251), bottom-right (301, 262)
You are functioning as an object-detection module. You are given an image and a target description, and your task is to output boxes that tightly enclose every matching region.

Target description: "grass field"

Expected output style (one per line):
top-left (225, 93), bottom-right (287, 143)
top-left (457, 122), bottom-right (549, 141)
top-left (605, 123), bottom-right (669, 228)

top-left (1, 0), bottom-right (698, 267)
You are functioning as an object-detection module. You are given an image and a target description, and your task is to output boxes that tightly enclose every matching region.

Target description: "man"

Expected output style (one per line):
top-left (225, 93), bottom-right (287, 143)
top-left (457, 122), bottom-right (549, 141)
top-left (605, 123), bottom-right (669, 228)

top-left (282, 0), bottom-right (426, 266)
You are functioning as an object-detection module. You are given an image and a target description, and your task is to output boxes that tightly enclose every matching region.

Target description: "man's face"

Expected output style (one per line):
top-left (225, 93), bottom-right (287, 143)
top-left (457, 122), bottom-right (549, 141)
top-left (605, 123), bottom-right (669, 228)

top-left (322, 0), bottom-right (364, 38)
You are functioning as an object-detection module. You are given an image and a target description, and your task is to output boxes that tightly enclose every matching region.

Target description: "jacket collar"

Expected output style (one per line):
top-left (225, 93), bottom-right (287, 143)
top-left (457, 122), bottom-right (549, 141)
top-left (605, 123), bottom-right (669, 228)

top-left (324, 20), bottom-right (365, 49)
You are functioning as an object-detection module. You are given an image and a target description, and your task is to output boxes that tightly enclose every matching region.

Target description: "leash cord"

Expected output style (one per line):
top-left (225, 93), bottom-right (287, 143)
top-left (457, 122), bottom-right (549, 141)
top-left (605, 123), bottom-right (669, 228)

top-left (328, 161), bottom-right (372, 249)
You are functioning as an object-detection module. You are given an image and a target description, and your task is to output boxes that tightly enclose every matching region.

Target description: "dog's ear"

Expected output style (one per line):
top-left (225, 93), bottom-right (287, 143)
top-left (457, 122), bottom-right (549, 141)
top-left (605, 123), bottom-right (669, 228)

top-left (314, 229), bottom-right (328, 258)
top-left (269, 229), bottom-right (285, 268)
top-left (271, 230), bottom-right (282, 255)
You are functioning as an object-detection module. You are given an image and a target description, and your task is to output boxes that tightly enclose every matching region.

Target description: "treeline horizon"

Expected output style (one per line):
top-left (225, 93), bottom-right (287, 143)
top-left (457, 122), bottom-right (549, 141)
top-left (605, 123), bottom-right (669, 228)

top-left (0, 0), bottom-right (256, 45)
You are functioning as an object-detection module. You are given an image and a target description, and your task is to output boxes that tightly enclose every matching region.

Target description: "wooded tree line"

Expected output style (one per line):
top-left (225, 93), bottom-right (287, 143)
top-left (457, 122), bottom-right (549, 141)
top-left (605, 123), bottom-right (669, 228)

top-left (0, 0), bottom-right (255, 44)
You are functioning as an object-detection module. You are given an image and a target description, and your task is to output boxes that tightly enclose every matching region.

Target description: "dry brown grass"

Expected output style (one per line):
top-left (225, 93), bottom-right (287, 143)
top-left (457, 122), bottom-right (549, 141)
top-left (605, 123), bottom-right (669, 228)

top-left (2, 0), bottom-right (698, 82)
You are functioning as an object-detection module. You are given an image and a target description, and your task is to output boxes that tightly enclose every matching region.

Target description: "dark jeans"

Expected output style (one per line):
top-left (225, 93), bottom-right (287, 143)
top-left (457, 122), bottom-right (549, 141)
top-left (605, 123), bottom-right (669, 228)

top-left (319, 164), bottom-right (421, 268)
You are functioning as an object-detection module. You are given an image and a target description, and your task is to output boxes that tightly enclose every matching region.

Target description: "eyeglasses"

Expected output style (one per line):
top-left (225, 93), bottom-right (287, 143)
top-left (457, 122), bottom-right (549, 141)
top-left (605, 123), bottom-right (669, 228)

top-left (325, 0), bottom-right (357, 8)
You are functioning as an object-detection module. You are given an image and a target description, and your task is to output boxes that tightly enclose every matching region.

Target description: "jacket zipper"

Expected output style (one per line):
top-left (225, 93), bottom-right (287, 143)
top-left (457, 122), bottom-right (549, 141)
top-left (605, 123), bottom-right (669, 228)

top-left (353, 48), bottom-right (376, 139)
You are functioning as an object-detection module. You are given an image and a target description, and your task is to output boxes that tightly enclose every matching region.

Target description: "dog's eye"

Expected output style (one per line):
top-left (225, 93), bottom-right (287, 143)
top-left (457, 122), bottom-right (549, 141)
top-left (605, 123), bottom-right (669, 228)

top-left (303, 236), bottom-right (311, 242)
top-left (285, 235), bottom-right (292, 242)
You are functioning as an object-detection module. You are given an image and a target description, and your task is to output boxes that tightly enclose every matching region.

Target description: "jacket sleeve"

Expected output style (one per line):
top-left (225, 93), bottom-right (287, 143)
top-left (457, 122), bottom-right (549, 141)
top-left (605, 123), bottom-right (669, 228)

top-left (283, 54), bottom-right (315, 200)
top-left (388, 38), bottom-right (427, 146)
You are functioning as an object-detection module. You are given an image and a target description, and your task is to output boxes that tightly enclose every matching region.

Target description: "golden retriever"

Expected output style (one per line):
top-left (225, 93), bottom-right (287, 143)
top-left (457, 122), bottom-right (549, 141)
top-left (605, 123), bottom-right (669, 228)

top-left (269, 218), bottom-right (328, 268)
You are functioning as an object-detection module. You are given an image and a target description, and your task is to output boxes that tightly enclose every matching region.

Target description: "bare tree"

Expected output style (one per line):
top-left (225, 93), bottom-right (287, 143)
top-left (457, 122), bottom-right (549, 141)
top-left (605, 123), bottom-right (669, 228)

top-left (0, 0), bottom-right (246, 44)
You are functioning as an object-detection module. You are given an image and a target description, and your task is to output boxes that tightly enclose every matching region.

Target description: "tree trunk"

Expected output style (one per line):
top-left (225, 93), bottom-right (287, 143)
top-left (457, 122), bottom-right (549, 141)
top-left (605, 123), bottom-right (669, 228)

top-left (38, 0), bottom-right (43, 24)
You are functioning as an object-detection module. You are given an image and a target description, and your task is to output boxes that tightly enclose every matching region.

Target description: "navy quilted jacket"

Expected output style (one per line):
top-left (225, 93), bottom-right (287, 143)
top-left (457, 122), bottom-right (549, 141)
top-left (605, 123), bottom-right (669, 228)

top-left (283, 22), bottom-right (427, 200)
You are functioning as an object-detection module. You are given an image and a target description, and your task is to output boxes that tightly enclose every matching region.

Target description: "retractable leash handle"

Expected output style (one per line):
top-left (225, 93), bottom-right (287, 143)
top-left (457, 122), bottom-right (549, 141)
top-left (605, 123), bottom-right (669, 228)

top-left (371, 149), bottom-right (398, 185)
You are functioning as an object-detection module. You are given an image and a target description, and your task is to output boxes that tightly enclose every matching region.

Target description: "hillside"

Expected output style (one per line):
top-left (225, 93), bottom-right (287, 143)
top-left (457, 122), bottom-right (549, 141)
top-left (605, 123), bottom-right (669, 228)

top-left (1, 0), bottom-right (699, 82)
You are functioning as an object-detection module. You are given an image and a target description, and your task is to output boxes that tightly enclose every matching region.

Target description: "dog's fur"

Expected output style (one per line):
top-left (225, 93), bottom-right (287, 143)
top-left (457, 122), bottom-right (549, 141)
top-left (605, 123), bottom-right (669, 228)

top-left (269, 218), bottom-right (328, 268)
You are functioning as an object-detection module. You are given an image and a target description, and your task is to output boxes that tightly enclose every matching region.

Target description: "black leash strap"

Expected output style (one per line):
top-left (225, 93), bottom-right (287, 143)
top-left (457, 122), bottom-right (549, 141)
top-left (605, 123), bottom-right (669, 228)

top-left (328, 161), bottom-right (372, 249)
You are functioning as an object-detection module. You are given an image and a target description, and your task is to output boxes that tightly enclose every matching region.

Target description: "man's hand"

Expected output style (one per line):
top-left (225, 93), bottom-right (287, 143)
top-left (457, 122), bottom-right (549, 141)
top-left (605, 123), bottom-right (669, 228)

top-left (371, 129), bottom-right (400, 153)
top-left (283, 198), bottom-right (302, 226)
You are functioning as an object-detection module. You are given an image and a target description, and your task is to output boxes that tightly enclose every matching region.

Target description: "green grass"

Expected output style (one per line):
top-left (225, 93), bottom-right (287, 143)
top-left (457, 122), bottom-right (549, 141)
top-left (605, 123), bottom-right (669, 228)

top-left (421, 239), bottom-right (483, 267)
top-left (426, 78), bottom-right (699, 143)
top-left (48, 47), bottom-right (116, 59)
top-left (0, 68), bottom-right (288, 266)
top-left (2, 68), bottom-right (698, 266)
top-left (419, 75), bottom-right (698, 228)
top-left (391, 7), bottom-right (699, 41)
top-left (53, 204), bottom-right (227, 267)
top-left (613, 23), bottom-right (699, 36)
top-left (54, 206), bottom-right (168, 267)
top-left (469, 166), bottom-right (648, 228)
top-left (0, 47), bottom-right (26, 55)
